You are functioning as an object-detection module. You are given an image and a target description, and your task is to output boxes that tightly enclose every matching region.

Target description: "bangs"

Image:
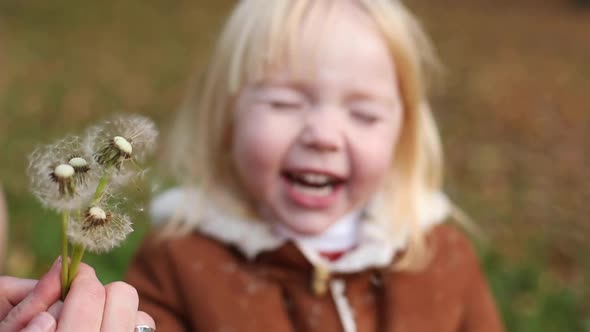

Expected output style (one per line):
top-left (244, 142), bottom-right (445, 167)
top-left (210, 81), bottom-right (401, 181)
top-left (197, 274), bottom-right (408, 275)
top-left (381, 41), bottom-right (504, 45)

top-left (223, 0), bottom-right (344, 91)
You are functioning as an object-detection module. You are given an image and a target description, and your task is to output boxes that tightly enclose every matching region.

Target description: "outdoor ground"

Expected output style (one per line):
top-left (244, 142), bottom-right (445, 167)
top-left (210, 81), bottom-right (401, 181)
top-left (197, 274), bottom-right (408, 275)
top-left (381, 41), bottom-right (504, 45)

top-left (1, 1), bottom-right (589, 330)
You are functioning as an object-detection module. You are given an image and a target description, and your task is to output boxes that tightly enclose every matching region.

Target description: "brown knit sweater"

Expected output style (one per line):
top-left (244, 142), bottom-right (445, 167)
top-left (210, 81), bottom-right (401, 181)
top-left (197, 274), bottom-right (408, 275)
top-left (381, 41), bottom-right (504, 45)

top-left (126, 223), bottom-right (504, 332)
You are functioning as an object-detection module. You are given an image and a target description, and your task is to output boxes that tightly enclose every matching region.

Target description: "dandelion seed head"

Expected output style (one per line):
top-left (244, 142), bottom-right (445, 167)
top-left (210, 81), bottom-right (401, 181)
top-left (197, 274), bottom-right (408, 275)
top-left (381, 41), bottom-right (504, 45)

top-left (94, 137), bottom-right (131, 169)
top-left (85, 114), bottom-right (157, 164)
top-left (84, 114), bottom-right (158, 187)
top-left (68, 205), bottom-right (133, 254)
top-left (89, 206), bottom-right (107, 220)
top-left (49, 164), bottom-right (76, 197)
top-left (113, 136), bottom-right (133, 155)
top-left (67, 155), bottom-right (93, 186)
top-left (28, 136), bottom-right (99, 211)
top-left (68, 157), bottom-right (88, 169)
top-left (53, 164), bottom-right (75, 179)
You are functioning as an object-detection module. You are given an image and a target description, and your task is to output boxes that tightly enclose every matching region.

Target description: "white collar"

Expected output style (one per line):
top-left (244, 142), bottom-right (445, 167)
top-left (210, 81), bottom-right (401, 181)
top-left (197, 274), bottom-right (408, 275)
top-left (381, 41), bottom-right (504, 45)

top-left (274, 210), bottom-right (362, 253)
top-left (150, 187), bottom-right (450, 273)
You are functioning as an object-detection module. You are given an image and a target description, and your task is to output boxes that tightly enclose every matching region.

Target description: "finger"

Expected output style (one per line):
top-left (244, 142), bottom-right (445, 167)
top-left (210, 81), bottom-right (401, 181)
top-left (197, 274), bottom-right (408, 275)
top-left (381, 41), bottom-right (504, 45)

top-left (47, 301), bottom-right (63, 320)
top-left (0, 277), bottom-right (37, 320)
top-left (0, 278), bottom-right (38, 306)
top-left (20, 312), bottom-right (56, 332)
top-left (56, 264), bottom-right (105, 332)
top-left (135, 311), bottom-right (156, 330)
top-left (99, 282), bottom-right (139, 332)
top-left (0, 258), bottom-right (62, 332)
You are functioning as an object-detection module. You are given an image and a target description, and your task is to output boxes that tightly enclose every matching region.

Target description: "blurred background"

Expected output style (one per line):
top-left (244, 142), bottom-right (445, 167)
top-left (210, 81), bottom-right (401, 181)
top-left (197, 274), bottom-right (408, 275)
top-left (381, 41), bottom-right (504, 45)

top-left (0, 0), bottom-right (588, 330)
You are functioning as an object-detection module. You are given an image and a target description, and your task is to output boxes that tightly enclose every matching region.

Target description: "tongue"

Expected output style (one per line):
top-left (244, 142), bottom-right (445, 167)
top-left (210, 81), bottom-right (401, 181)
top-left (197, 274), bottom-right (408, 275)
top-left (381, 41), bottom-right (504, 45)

top-left (284, 178), bottom-right (341, 209)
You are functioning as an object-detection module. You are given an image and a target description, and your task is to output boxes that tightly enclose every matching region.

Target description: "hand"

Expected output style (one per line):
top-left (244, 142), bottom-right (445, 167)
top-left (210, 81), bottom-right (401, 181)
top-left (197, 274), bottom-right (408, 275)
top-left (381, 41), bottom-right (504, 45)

top-left (0, 258), bottom-right (155, 332)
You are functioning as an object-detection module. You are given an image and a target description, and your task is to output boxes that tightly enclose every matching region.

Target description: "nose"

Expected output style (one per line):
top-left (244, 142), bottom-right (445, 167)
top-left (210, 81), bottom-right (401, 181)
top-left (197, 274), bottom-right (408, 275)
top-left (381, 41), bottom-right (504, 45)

top-left (299, 110), bottom-right (342, 152)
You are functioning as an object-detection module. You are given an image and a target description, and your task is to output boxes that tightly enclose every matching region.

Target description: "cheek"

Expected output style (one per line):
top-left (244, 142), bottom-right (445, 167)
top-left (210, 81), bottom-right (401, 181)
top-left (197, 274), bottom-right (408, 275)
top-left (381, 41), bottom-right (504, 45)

top-left (231, 112), bottom-right (289, 181)
top-left (351, 127), bottom-right (399, 191)
top-left (354, 146), bottom-right (394, 186)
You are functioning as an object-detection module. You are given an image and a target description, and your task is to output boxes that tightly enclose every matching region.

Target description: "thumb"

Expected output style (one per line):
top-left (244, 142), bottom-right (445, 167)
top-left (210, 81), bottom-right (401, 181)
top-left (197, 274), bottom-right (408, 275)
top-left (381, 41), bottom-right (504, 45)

top-left (20, 312), bottom-right (56, 332)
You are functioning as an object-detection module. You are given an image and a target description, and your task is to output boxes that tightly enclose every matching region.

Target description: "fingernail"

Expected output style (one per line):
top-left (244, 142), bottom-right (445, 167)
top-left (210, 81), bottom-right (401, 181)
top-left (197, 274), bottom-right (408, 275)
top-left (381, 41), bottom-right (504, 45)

top-left (47, 301), bottom-right (63, 320)
top-left (28, 312), bottom-right (56, 332)
top-left (42, 257), bottom-right (62, 279)
top-left (52, 256), bottom-right (62, 268)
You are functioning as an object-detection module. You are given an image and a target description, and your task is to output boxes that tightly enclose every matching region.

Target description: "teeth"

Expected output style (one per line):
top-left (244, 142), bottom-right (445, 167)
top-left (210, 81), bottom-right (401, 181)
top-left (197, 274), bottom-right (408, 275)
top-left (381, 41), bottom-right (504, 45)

top-left (300, 173), bottom-right (331, 185)
top-left (292, 182), bottom-right (332, 197)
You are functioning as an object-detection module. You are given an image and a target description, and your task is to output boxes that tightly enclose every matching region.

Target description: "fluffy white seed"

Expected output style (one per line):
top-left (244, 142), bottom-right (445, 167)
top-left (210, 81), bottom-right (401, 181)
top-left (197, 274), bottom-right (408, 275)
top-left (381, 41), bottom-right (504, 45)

top-left (113, 136), bottom-right (132, 155)
top-left (88, 206), bottom-right (107, 220)
top-left (54, 164), bottom-right (75, 179)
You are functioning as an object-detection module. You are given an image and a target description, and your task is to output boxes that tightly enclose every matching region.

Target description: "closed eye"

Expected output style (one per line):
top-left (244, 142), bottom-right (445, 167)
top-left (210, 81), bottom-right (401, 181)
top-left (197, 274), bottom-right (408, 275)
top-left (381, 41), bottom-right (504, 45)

top-left (255, 85), bottom-right (307, 111)
top-left (351, 109), bottom-right (380, 125)
top-left (269, 100), bottom-right (304, 110)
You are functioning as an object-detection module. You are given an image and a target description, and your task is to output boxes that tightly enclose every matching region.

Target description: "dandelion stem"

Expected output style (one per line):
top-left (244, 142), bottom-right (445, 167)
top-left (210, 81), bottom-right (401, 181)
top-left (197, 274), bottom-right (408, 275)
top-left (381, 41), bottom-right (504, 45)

top-left (92, 167), bottom-right (112, 205)
top-left (63, 166), bottom-right (111, 297)
top-left (60, 211), bottom-right (69, 301)
top-left (64, 243), bottom-right (85, 296)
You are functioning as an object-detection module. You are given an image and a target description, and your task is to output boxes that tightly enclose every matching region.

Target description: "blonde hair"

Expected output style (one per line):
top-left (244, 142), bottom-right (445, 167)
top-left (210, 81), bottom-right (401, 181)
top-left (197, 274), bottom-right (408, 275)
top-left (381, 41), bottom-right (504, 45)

top-left (168, 0), bottom-right (445, 270)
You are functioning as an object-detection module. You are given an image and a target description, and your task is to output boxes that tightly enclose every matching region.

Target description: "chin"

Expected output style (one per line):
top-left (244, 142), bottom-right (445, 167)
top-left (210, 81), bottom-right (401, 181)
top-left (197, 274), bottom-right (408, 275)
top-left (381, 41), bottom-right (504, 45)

top-left (283, 219), bottom-right (334, 236)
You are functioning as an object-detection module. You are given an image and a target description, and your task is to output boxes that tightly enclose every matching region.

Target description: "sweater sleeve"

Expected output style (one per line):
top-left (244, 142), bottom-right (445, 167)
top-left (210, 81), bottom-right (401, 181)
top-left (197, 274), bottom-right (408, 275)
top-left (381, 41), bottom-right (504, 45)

top-left (458, 233), bottom-right (505, 332)
top-left (125, 234), bottom-right (189, 332)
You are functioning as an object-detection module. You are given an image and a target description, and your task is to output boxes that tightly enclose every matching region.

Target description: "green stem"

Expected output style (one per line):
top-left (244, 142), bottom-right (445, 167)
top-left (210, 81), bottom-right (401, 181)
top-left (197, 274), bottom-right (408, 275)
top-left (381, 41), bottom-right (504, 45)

top-left (60, 212), bottom-right (69, 301)
top-left (62, 166), bottom-right (113, 297)
top-left (64, 243), bottom-right (85, 297)
top-left (91, 169), bottom-right (111, 206)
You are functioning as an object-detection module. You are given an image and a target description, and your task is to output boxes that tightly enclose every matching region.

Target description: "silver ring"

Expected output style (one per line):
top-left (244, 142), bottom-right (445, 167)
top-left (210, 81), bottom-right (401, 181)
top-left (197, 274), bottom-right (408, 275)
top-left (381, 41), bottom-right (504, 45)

top-left (134, 325), bottom-right (156, 332)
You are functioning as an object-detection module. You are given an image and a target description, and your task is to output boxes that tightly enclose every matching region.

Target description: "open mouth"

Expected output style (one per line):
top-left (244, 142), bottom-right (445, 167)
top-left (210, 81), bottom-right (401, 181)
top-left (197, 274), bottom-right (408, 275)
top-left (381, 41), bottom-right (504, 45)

top-left (281, 170), bottom-right (346, 198)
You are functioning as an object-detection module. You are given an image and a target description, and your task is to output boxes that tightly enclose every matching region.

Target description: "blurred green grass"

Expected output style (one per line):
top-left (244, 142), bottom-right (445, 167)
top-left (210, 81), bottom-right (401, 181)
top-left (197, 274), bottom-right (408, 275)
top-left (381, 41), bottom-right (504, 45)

top-left (0, 0), bottom-right (234, 278)
top-left (1, 1), bottom-right (589, 330)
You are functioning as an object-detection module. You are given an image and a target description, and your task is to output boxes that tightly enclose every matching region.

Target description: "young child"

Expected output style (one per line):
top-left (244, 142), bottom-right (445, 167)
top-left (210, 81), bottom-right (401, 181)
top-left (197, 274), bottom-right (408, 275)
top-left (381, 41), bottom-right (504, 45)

top-left (0, 1), bottom-right (504, 331)
top-left (127, 0), bottom-right (505, 331)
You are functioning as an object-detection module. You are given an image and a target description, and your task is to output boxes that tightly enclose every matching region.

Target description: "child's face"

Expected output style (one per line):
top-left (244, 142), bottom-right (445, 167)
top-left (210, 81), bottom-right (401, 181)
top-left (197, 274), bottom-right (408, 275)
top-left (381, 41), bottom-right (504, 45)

top-left (231, 3), bottom-right (403, 235)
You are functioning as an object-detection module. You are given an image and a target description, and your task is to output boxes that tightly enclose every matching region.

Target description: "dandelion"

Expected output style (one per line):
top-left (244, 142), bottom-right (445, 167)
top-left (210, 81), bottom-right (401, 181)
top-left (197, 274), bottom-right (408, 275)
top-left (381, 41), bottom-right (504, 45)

top-left (28, 137), bottom-right (98, 211)
top-left (28, 113), bottom-right (157, 299)
top-left (68, 204), bottom-right (133, 254)
top-left (68, 155), bottom-right (92, 185)
top-left (84, 114), bottom-right (158, 173)
top-left (50, 164), bottom-right (75, 196)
